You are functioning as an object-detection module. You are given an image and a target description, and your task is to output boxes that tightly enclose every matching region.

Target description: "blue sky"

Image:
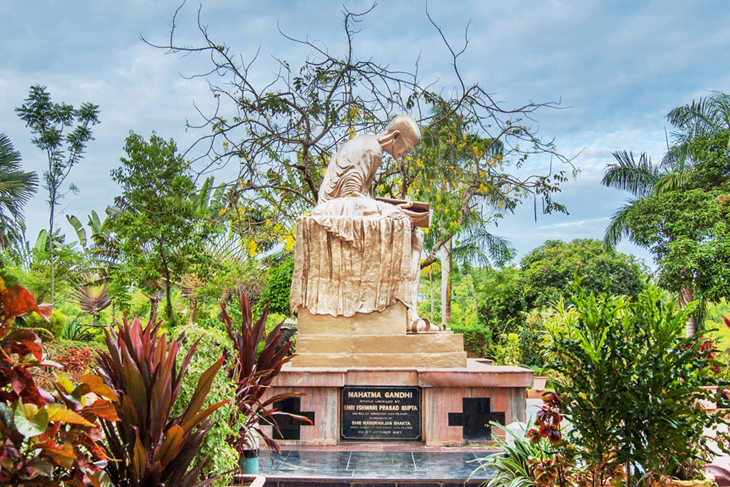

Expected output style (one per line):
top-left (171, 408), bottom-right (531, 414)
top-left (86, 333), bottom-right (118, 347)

top-left (2, 0), bottom-right (730, 268)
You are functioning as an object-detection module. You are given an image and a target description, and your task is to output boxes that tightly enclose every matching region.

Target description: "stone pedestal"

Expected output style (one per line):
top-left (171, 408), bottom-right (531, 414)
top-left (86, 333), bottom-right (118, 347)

top-left (293, 303), bottom-right (468, 368)
top-left (262, 359), bottom-right (531, 447)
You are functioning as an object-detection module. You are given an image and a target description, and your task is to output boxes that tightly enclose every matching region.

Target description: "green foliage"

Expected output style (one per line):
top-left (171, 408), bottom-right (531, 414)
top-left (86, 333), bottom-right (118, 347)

top-left (97, 316), bottom-right (227, 487)
top-left (449, 321), bottom-right (493, 358)
top-left (110, 132), bottom-right (215, 324)
top-left (493, 333), bottom-right (522, 366)
top-left (16, 84), bottom-right (100, 304)
top-left (623, 129), bottom-right (730, 303)
top-left (171, 324), bottom-right (239, 487)
top-left (257, 256), bottom-right (294, 316)
top-left (547, 284), bottom-right (730, 484)
top-left (21, 310), bottom-right (66, 340)
top-left (60, 317), bottom-right (99, 341)
top-left (476, 424), bottom-right (540, 487)
top-left (521, 239), bottom-right (645, 307)
top-left (603, 94), bottom-right (730, 321)
top-left (706, 299), bottom-right (730, 349)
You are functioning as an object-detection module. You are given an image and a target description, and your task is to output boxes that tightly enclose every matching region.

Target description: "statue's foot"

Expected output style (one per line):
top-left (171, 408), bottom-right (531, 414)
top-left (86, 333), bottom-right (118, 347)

top-left (408, 317), bottom-right (443, 333)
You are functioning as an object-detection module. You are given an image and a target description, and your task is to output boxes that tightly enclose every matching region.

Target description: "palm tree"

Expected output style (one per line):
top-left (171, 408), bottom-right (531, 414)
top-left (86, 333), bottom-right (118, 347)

top-left (602, 91), bottom-right (730, 336)
top-left (0, 134), bottom-right (38, 252)
top-left (71, 276), bottom-right (112, 326)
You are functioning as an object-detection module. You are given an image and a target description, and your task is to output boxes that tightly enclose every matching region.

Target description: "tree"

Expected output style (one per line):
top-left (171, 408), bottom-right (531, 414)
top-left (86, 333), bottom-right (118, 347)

top-left (110, 132), bottom-right (213, 325)
top-left (144, 5), bottom-right (573, 263)
top-left (0, 134), bottom-right (38, 253)
top-left (16, 85), bottom-right (100, 304)
top-left (415, 111), bottom-right (517, 325)
top-left (521, 239), bottom-right (646, 308)
top-left (602, 92), bottom-right (730, 336)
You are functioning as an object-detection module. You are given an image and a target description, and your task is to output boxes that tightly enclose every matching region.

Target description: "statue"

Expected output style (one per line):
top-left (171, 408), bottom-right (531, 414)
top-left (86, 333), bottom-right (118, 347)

top-left (290, 115), bottom-right (440, 332)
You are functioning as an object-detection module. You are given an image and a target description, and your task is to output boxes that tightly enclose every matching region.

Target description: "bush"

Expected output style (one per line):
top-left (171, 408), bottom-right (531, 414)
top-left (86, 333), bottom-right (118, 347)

top-left (493, 333), bottom-right (521, 365)
top-left (546, 284), bottom-right (730, 484)
top-left (171, 324), bottom-right (239, 487)
top-left (257, 256), bottom-right (295, 316)
top-left (21, 309), bottom-right (66, 340)
top-left (450, 322), bottom-right (492, 358)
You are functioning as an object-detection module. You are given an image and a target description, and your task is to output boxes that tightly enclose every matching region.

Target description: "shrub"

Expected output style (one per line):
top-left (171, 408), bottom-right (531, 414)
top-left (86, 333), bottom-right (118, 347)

top-left (221, 295), bottom-right (304, 455)
top-left (171, 324), bottom-right (239, 487)
top-left (493, 333), bottom-right (522, 366)
top-left (256, 256), bottom-right (294, 316)
top-left (22, 309), bottom-right (66, 340)
top-left (55, 347), bottom-right (94, 371)
top-left (546, 284), bottom-right (730, 485)
top-left (449, 321), bottom-right (492, 358)
top-left (0, 280), bottom-right (118, 486)
top-left (97, 316), bottom-right (228, 487)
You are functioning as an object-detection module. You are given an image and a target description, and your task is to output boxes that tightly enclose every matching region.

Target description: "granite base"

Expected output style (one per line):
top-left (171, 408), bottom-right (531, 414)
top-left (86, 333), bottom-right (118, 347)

top-left (262, 359), bottom-right (532, 447)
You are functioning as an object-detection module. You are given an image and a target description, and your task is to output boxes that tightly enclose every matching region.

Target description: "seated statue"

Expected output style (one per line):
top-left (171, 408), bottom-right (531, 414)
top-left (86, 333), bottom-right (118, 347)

top-left (290, 115), bottom-right (440, 332)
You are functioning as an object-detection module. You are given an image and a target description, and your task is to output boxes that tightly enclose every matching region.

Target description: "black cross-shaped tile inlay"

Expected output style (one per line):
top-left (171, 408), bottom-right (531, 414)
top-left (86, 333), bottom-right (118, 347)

top-left (272, 397), bottom-right (315, 440)
top-left (448, 397), bottom-right (506, 441)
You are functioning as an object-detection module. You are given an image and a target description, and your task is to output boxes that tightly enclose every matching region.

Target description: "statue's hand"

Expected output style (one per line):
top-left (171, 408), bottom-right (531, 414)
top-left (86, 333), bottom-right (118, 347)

top-left (397, 201), bottom-right (414, 210)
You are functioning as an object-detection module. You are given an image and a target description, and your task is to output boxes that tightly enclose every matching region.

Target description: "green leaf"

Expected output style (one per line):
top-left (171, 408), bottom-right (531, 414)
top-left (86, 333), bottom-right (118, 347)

top-left (14, 401), bottom-right (49, 438)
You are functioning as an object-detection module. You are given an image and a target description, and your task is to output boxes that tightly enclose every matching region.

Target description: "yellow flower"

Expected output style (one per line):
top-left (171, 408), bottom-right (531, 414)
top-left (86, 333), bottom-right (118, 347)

top-left (284, 234), bottom-right (296, 252)
top-left (246, 240), bottom-right (259, 257)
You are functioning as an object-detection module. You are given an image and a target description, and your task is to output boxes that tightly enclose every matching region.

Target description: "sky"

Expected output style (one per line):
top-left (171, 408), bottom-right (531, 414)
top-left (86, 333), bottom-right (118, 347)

top-left (2, 0), bottom-right (730, 269)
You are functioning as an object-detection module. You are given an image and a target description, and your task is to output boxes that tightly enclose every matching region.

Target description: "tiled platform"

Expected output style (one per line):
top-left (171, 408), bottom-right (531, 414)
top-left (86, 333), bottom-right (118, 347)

top-left (259, 448), bottom-right (497, 482)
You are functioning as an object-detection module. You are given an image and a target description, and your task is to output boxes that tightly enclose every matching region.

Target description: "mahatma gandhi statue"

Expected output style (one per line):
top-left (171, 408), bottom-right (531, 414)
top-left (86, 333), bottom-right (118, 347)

top-left (290, 114), bottom-right (439, 332)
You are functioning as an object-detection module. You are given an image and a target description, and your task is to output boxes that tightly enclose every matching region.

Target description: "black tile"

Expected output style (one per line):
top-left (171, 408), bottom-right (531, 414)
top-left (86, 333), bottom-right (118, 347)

top-left (277, 482), bottom-right (351, 487)
top-left (348, 451), bottom-right (416, 470)
top-left (259, 450), bottom-right (291, 473)
top-left (462, 398), bottom-right (505, 441)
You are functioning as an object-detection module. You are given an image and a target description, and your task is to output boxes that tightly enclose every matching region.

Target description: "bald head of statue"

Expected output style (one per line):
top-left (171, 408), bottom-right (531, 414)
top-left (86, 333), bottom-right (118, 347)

top-left (380, 114), bottom-right (421, 159)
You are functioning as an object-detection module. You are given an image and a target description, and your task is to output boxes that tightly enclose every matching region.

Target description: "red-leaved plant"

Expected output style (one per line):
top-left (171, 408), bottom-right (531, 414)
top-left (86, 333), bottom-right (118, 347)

top-left (0, 279), bottom-right (119, 486)
top-left (96, 316), bottom-right (228, 487)
top-left (220, 294), bottom-right (310, 455)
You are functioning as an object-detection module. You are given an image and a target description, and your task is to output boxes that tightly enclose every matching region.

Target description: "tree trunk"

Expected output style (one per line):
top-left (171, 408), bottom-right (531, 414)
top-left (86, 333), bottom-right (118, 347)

top-left (149, 297), bottom-right (159, 321)
top-left (441, 238), bottom-right (452, 326)
top-left (679, 287), bottom-right (696, 337)
top-left (188, 296), bottom-right (198, 325)
top-left (159, 244), bottom-right (175, 325)
top-left (49, 203), bottom-right (55, 305)
top-left (164, 273), bottom-right (174, 325)
top-left (429, 265), bottom-right (434, 323)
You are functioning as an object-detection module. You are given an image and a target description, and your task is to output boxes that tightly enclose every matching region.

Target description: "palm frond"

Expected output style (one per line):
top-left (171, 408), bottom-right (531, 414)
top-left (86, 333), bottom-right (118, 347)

top-left (0, 133), bottom-right (38, 250)
top-left (653, 170), bottom-right (691, 193)
top-left (602, 151), bottom-right (662, 197)
top-left (603, 200), bottom-right (638, 248)
top-left (453, 218), bottom-right (515, 268)
top-left (667, 91), bottom-right (730, 138)
top-left (71, 281), bottom-right (112, 316)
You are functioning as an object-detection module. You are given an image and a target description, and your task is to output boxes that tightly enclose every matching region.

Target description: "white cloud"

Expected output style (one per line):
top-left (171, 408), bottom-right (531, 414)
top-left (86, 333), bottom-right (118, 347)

top-left (2, 0), bottom-right (730, 263)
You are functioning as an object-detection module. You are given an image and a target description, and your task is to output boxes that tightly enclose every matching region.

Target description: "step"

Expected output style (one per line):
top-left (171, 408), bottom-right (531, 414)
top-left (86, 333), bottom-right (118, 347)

top-left (291, 351), bottom-right (468, 368)
top-left (297, 334), bottom-right (464, 355)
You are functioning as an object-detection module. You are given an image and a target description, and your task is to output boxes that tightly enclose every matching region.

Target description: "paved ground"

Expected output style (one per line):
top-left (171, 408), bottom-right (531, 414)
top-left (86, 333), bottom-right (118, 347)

top-left (259, 449), bottom-right (497, 481)
top-left (256, 398), bottom-right (562, 482)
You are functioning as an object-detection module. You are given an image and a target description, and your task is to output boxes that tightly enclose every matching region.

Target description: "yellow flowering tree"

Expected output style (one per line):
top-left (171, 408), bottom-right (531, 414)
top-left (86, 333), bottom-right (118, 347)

top-left (146, 6), bottom-right (574, 258)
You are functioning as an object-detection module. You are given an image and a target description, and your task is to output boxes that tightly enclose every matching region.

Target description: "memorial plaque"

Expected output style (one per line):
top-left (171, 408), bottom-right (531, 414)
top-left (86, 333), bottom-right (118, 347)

top-left (340, 386), bottom-right (421, 441)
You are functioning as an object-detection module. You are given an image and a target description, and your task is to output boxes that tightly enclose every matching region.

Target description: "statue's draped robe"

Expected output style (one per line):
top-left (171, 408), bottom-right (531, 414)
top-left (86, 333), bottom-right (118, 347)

top-left (290, 135), bottom-right (420, 318)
